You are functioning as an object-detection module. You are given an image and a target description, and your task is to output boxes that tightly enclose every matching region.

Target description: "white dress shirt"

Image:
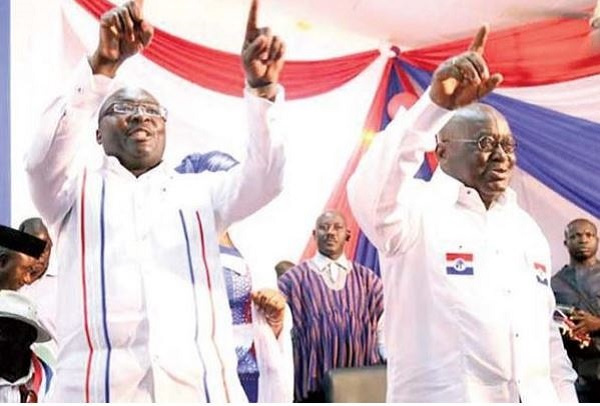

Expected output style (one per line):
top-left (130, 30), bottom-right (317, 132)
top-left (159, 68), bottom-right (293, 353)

top-left (310, 251), bottom-right (351, 290)
top-left (25, 59), bottom-right (285, 402)
top-left (347, 90), bottom-right (577, 402)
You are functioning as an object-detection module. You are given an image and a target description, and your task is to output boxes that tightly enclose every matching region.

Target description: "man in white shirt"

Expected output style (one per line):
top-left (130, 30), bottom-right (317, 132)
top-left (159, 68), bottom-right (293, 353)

top-left (25, 0), bottom-right (285, 402)
top-left (347, 26), bottom-right (577, 402)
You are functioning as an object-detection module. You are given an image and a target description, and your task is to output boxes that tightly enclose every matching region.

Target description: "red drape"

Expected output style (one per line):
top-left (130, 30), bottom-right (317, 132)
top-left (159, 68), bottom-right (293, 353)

top-left (401, 17), bottom-right (600, 87)
top-left (74, 0), bottom-right (379, 99)
top-left (300, 59), bottom-right (396, 261)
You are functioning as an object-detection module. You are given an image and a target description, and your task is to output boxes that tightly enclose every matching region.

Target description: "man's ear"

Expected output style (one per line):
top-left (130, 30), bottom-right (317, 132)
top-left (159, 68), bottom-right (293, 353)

top-left (22, 271), bottom-right (33, 286)
top-left (435, 142), bottom-right (447, 161)
top-left (0, 252), bottom-right (10, 268)
top-left (312, 229), bottom-right (317, 241)
top-left (345, 230), bottom-right (351, 242)
top-left (96, 129), bottom-right (102, 145)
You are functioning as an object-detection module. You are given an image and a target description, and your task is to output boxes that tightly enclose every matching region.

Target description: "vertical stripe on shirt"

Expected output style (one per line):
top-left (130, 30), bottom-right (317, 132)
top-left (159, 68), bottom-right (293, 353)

top-left (99, 178), bottom-right (111, 402)
top-left (178, 210), bottom-right (210, 402)
top-left (31, 355), bottom-right (43, 396)
top-left (79, 169), bottom-right (93, 403)
top-left (195, 211), bottom-right (230, 402)
top-left (40, 359), bottom-right (53, 395)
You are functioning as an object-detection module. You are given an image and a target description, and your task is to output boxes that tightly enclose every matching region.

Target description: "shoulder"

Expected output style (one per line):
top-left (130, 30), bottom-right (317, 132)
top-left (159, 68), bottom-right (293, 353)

top-left (279, 261), bottom-right (311, 284)
top-left (351, 262), bottom-right (382, 285)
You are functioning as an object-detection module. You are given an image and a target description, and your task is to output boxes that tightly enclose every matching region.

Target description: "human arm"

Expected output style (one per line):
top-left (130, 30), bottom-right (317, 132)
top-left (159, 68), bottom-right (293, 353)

top-left (252, 279), bottom-right (294, 402)
top-left (24, 0), bottom-right (153, 226)
top-left (347, 26), bottom-right (501, 256)
top-left (252, 288), bottom-right (286, 338)
top-left (212, 0), bottom-right (286, 231)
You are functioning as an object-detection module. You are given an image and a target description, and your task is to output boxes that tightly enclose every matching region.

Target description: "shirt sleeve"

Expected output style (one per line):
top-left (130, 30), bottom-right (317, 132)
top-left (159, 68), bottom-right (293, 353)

top-left (210, 87), bottom-right (286, 233)
top-left (347, 89), bottom-right (453, 256)
top-left (253, 304), bottom-right (294, 402)
top-left (24, 58), bottom-right (115, 227)
top-left (548, 295), bottom-right (579, 402)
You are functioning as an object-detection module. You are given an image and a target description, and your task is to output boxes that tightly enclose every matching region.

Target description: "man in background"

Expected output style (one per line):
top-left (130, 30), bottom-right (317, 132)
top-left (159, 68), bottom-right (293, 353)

top-left (278, 210), bottom-right (384, 402)
top-left (552, 218), bottom-right (600, 402)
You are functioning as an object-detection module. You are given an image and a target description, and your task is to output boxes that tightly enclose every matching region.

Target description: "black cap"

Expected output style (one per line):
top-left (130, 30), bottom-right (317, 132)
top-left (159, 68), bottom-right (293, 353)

top-left (0, 225), bottom-right (47, 259)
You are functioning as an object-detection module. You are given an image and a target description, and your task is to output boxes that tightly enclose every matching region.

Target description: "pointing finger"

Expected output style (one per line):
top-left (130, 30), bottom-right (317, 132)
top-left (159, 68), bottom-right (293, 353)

top-left (245, 0), bottom-right (259, 37)
top-left (469, 24), bottom-right (489, 55)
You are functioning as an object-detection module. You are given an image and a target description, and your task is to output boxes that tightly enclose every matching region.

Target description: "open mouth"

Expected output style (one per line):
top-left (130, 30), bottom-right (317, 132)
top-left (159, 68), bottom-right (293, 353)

top-left (128, 127), bottom-right (153, 140)
top-left (487, 167), bottom-right (510, 181)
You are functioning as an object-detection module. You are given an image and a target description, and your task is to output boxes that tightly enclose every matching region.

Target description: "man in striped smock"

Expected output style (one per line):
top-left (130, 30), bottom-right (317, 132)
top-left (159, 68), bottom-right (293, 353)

top-left (278, 210), bottom-right (385, 402)
top-left (25, 0), bottom-right (286, 401)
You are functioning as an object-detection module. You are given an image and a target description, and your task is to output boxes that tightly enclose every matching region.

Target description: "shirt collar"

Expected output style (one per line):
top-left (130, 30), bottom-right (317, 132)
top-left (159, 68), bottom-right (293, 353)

top-left (311, 251), bottom-right (351, 274)
top-left (430, 168), bottom-right (517, 212)
top-left (103, 155), bottom-right (169, 181)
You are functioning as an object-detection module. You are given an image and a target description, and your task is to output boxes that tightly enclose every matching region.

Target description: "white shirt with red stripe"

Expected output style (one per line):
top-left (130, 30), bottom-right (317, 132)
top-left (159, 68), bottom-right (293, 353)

top-left (347, 90), bottom-right (578, 402)
top-left (25, 59), bottom-right (285, 402)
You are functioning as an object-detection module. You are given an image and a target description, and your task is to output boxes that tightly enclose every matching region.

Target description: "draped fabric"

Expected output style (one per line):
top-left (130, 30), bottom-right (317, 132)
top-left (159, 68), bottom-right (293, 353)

top-left (73, 0), bottom-right (379, 99)
top-left (301, 29), bottom-right (600, 274)
top-left (8, 0), bottom-right (600, 276)
top-left (401, 17), bottom-right (600, 87)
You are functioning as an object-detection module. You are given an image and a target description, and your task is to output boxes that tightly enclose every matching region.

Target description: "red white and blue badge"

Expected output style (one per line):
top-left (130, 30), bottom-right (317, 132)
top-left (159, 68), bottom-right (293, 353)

top-left (534, 262), bottom-right (548, 285)
top-left (446, 253), bottom-right (474, 275)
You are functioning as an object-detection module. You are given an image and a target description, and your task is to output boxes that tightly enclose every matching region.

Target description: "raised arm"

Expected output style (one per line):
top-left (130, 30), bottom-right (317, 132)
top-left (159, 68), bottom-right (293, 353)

top-left (347, 26), bottom-right (502, 256)
top-left (212, 0), bottom-right (286, 231)
top-left (25, 0), bottom-right (153, 226)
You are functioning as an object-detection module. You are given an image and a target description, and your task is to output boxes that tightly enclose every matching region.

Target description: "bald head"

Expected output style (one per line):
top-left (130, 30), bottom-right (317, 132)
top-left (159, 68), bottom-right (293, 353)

top-left (98, 87), bottom-right (160, 124)
top-left (435, 103), bottom-right (515, 209)
top-left (438, 103), bottom-right (507, 143)
top-left (18, 217), bottom-right (52, 284)
top-left (564, 218), bottom-right (598, 265)
top-left (18, 218), bottom-right (49, 241)
top-left (96, 86), bottom-right (167, 177)
top-left (313, 210), bottom-right (350, 260)
top-left (565, 218), bottom-right (597, 238)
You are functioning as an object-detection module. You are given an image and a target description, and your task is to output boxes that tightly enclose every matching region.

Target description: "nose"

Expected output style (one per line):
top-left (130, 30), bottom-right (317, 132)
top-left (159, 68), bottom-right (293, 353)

top-left (490, 143), bottom-right (512, 162)
top-left (128, 105), bottom-right (151, 122)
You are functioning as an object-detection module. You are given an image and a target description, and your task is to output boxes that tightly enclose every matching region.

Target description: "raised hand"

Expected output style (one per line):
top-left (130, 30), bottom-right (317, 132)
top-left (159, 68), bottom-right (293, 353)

top-left (430, 25), bottom-right (503, 110)
top-left (89, 0), bottom-right (154, 78)
top-left (241, 0), bottom-right (285, 98)
top-left (252, 288), bottom-right (286, 337)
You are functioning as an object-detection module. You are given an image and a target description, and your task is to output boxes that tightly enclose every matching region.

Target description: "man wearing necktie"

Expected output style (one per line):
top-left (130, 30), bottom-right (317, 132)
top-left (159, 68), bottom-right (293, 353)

top-left (278, 210), bottom-right (385, 402)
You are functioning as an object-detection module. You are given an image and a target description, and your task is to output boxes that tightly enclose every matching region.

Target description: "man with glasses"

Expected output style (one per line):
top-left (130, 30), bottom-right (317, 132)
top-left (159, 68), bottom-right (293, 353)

top-left (25, 0), bottom-right (285, 402)
top-left (348, 26), bottom-right (577, 402)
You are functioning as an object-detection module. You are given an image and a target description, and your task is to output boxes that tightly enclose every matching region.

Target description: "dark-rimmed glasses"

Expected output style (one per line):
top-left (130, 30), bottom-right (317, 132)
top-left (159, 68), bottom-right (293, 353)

top-left (439, 131), bottom-right (517, 154)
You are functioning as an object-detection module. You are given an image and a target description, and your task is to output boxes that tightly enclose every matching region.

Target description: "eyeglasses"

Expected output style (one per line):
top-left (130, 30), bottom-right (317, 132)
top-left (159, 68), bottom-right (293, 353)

top-left (441, 132), bottom-right (517, 154)
top-left (101, 102), bottom-right (168, 121)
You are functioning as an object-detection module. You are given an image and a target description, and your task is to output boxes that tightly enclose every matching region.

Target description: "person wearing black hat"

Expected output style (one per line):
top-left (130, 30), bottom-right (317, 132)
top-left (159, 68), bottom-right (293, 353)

top-left (0, 290), bottom-right (53, 402)
top-left (0, 225), bottom-right (47, 291)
